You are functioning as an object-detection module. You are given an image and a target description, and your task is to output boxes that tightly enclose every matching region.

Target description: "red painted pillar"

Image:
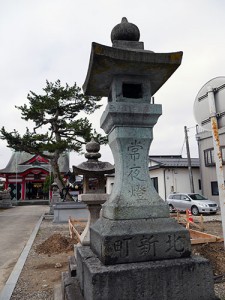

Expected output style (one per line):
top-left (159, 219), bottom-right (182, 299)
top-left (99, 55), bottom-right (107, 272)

top-left (5, 177), bottom-right (8, 190)
top-left (21, 177), bottom-right (25, 200)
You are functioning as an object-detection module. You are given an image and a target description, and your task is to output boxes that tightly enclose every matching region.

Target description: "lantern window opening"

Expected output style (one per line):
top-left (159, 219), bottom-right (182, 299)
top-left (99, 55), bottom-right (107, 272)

top-left (122, 83), bottom-right (142, 99)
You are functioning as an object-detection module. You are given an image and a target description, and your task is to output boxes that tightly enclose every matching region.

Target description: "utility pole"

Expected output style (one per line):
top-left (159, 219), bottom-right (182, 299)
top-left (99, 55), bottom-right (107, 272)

top-left (184, 126), bottom-right (194, 193)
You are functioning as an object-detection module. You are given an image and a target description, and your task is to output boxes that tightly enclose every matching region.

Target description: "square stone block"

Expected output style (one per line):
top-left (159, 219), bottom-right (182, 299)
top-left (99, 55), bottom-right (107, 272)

top-left (90, 217), bottom-right (191, 264)
top-left (76, 246), bottom-right (216, 300)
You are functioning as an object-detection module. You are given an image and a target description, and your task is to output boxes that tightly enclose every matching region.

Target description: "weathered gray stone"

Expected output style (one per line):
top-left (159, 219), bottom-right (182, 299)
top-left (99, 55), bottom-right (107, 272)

top-left (90, 217), bottom-right (191, 264)
top-left (73, 139), bottom-right (114, 195)
top-left (50, 183), bottom-right (61, 214)
top-left (100, 102), bottom-right (162, 131)
top-left (82, 43), bottom-right (183, 98)
top-left (100, 104), bottom-right (169, 220)
top-left (72, 140), bottom-right (113, 247)
top-left (77, 246), bottom-right (216, 300)
top-left (79, 194), bottom-right (107, 245)
top-left (53, 202), bottom-right (88, 223)
top-left (68, 255), bottom-right (77, 277)
top-left (111, 17), bottom-right (140, 43)
top-left (62, 272), bottom-right (84, 300)
top-left (0, 190), bottom-right (12, 208)
top-left (0, 200), bottom-right (12, 208)
top-left (112, 40), bottom-right (144, 50)
top-left (97, 72), bottom-right (170, 220)
top-left (73, 17), bottom-right (216, 300)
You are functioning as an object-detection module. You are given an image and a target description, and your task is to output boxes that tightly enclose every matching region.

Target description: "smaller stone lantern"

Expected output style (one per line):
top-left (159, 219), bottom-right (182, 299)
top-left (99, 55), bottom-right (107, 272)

top-left (73, 139), bottom-right (114, 245)
top-left (49, 182), bottom-right (61, 214)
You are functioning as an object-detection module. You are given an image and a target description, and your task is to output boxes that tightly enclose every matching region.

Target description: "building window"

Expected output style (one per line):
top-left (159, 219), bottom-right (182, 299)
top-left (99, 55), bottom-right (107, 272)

top-left (204, 146), bottom-right (225, 166)
top-left (198, 179), bottom-right (201, 190)
top-left (211, 181), bottom-right (219, 196)
top-left (151, 177), bottom-right (158, 193)
top-left (204, 148), bottom-right (215, 166)
top-left (222, 147), bottom-right (225, 161)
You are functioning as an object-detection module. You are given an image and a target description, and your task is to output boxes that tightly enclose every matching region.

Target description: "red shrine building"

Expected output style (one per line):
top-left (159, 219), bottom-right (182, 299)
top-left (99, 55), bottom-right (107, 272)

top-left (0, 151), bottom-right (69, 201)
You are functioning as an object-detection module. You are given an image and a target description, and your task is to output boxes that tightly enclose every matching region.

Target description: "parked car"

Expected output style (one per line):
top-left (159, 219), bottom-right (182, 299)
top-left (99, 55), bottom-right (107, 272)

top-left (166, 193), bottom-right (219, 216)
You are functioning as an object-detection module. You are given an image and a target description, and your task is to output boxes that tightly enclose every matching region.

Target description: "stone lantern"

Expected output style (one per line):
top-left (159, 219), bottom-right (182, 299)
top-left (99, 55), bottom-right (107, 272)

top-left (72, 18), bottom-right (215, 300)
top-left (73, 139), bottom-right (114, 245)
top-left (49, 181), bottom-right (61, 214)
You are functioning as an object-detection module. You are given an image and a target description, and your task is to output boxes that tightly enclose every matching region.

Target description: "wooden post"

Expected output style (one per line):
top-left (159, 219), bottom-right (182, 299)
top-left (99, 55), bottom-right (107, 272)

top-left (200, 214), bottom-right (204, 231)
top-left (186, 209), bottom-right (190, 229)
top-left (177, 211), bottom-right (180, 223)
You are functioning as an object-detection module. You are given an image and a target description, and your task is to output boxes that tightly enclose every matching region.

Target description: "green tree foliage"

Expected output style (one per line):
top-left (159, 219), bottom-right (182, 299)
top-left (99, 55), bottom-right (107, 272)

top-left (0, 80), bottom-right (105, 191)
top-left (43, 173), bottom-right (54, 194)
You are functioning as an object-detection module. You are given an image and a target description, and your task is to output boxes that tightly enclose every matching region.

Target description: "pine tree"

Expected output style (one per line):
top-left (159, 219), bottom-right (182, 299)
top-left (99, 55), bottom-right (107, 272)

top-left (0, 80), bottom-right (105, 192)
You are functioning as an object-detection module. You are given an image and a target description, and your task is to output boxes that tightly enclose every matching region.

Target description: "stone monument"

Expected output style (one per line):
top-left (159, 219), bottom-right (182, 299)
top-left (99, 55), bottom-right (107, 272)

top-left (74, 17), bottom-right (216, 300)
top-left (0, 188), bottom-right (12, 208)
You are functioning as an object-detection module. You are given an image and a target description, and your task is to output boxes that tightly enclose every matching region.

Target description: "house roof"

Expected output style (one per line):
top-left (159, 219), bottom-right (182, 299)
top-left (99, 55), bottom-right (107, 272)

top-left (149, 155), bottom-right (199, 169)
top-left (0, 151), bottom-right (69, 174)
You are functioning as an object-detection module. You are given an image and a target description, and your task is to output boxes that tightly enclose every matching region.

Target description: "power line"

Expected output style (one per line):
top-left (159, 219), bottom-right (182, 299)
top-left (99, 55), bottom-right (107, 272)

top-left (179, 138), bottom-right (186, 156)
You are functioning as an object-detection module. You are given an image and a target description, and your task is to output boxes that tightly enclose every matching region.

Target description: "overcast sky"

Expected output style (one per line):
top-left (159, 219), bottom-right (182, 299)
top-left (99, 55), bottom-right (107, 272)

top-left (0, 0), bottom-right (224, 169)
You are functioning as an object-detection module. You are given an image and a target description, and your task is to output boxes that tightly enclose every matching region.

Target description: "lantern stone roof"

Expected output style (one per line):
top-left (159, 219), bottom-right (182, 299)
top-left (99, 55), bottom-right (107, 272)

top-left (0, 151), bottom-right (69, 174)
top-left (83, 17), bottom-right (183, 97)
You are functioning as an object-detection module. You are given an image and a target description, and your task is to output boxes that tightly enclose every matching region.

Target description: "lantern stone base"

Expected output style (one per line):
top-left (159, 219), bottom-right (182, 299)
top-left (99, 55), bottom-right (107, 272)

top-left (90, 217), bottom-right (192, 265)
top-left (75, 246), bottom-right (216, 300)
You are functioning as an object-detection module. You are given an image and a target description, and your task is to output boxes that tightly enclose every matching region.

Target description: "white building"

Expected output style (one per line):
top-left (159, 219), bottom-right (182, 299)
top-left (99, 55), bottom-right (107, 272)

top-left (196, 126), bottom-right (225, 205)
top-left (148, 155), bottom-right (201, 200)
top-left (106, 155), bottom-right (201, 200)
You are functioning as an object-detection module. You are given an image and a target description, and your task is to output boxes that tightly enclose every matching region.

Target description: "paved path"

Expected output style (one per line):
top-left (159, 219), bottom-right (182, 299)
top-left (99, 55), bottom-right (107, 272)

top-left (0, 205), bottom-right (48, 293)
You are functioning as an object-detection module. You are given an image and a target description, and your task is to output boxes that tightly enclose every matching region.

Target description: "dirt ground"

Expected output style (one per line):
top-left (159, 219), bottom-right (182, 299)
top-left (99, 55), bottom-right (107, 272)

top-left (10, 217), bottom-right (225, 300)
top-left (10, 218), bottom-right (84, 300)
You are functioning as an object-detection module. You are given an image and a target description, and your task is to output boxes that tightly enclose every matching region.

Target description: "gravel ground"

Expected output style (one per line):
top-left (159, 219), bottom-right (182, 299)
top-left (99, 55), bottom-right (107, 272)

top-left (10, 217), bottom-right (79, 300)
top-left (9, 214), bottom-right (225, 300)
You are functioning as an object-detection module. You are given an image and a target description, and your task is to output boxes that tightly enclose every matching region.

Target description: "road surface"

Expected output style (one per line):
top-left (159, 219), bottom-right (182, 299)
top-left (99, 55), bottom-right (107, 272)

top-left (0, 205), bottom-right (48, 292)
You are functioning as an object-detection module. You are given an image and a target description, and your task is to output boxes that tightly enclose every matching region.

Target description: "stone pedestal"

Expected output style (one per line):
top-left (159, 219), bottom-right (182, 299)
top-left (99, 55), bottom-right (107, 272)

top-left (90, 217), bottom-right (191, 265)
top-left (76, 246), bottom-right (215, 300)
top-left (53, 202), bottom-right (88, 223)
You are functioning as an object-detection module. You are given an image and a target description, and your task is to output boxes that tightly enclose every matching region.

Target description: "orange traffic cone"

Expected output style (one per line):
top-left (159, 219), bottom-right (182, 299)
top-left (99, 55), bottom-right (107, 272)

top-left (186, 209), bottom-right (193, 229)
top-left (188, 210), bottom-right (193, 223)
